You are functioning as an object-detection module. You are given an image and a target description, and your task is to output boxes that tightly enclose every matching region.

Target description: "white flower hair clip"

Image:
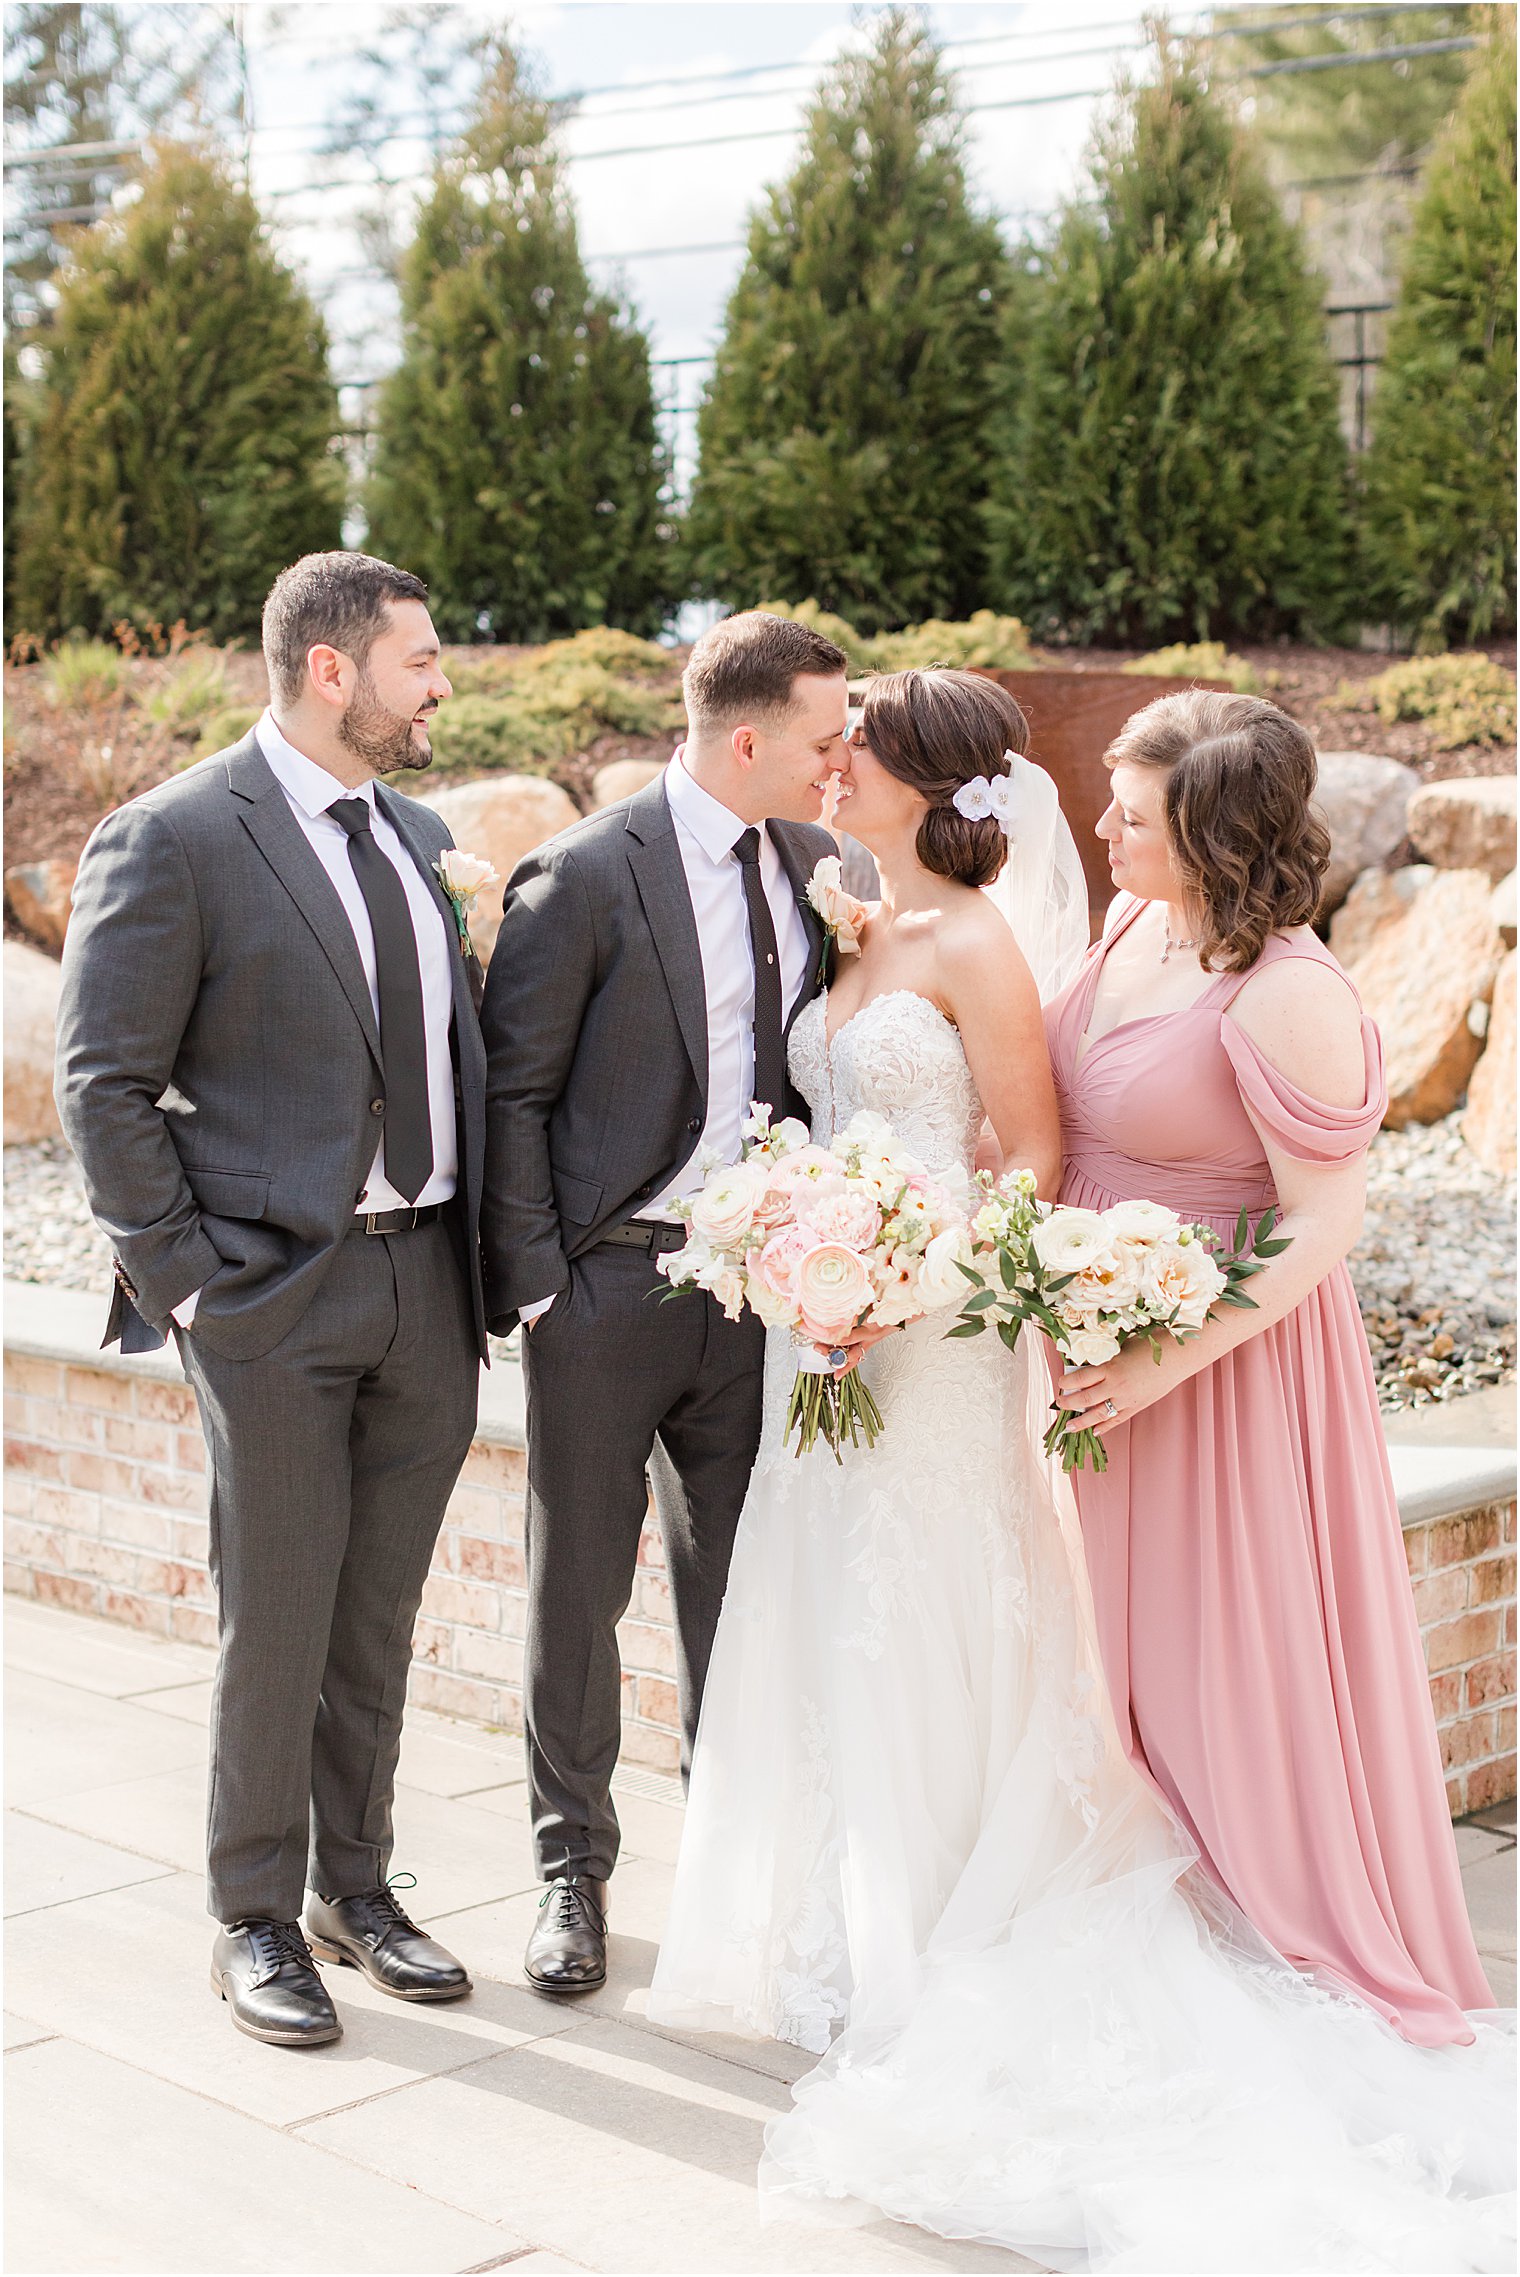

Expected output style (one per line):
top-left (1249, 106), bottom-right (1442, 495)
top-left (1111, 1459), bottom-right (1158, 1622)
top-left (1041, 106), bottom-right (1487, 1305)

top-left (950, 753), bottom-right (1022, 835)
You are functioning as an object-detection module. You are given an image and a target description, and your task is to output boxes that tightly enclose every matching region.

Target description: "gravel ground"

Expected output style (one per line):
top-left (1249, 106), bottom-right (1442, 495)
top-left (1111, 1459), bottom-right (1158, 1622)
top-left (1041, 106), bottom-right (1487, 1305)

top-left (5, 1119), bottom-right (1513, 1414)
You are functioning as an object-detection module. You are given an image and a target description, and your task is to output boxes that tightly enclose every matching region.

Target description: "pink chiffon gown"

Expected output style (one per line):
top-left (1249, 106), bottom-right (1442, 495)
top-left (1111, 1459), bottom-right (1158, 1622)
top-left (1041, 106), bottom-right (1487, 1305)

top-left (1045, 893), bottom-right (1494, 2049)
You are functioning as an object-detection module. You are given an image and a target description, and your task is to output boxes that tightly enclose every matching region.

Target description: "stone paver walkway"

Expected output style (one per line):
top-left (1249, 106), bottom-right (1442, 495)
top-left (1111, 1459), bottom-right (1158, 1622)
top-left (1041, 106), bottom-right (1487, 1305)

top-left (5, 1596), bottom-right (1515, 2276)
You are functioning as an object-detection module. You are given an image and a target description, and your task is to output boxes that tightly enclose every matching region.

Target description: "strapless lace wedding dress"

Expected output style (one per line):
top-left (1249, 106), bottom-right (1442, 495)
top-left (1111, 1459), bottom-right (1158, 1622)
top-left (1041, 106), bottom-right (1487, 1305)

top-left (647, 992), bottom-right (1515, 2273)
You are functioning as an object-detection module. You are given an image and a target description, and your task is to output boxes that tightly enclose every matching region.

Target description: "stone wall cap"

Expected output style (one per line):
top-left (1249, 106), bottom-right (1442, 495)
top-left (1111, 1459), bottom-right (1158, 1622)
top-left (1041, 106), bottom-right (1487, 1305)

top-left (2, 1277), bottom-right (528, 1450)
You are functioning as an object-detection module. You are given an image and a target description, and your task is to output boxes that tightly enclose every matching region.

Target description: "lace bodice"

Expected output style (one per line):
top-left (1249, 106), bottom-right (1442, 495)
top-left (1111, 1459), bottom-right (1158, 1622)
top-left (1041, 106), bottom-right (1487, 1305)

top-left (788, 990), bottom-right (985, 1173)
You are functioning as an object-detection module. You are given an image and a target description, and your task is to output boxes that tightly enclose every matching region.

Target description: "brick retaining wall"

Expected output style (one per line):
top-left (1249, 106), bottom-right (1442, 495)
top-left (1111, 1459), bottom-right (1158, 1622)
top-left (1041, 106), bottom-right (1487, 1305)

top-left (4, 1344), bottom-right (1516, 1810)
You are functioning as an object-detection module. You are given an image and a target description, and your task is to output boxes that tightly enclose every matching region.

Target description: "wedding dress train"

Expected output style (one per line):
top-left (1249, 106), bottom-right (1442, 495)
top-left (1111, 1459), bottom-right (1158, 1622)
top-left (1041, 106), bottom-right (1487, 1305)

top-left (647, 988), bottom-right (1515, 2273)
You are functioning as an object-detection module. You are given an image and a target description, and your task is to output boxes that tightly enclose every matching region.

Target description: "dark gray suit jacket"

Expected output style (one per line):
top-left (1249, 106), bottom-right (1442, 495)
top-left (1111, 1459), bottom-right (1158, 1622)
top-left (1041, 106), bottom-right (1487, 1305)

top-left (480, 775), bottom-right (834, 1335)
top-left (55, 731), bottom-right (489, 1364)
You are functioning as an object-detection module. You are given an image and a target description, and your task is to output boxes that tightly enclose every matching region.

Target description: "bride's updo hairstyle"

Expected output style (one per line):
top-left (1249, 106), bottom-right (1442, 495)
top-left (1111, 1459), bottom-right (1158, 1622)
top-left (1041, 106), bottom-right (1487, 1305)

top-left (860, 668), bottom-right (1030, 890)
top-left (1106, 689), bottom-right (1330, 974)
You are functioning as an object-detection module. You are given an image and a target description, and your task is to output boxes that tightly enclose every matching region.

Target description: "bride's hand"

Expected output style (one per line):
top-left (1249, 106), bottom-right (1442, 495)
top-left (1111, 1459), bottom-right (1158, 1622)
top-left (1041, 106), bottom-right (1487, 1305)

top-left (816, 1322), bottom-right (900, 1377)
top-left (1053, 1339), bottom-right (1183, 1437)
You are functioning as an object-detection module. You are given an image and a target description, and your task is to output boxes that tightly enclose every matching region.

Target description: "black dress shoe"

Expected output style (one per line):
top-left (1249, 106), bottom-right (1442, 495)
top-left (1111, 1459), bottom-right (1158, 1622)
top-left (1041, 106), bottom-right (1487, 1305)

top-left (523, 1875), bottom-right (608, 1994)
top-left (306, 1878), bottom-right (471, 2002)
top-left (211, 1918), bottom-right (341, 2047)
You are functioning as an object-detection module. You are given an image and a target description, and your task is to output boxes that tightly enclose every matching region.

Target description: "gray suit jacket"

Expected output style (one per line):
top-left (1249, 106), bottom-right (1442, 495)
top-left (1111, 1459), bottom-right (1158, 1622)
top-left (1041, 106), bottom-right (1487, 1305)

top-left (55, 732), bottom-right (489, 1364)
top-left (480, 775), bottom-right (834, 1334)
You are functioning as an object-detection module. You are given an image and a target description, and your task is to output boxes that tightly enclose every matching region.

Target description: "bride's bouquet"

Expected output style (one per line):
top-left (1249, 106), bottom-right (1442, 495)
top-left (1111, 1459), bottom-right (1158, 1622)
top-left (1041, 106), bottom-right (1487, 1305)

top-left (954, 1193), bottom-right (1288, 1472)
top-left (657, 1105), bottom-right (976, 1460)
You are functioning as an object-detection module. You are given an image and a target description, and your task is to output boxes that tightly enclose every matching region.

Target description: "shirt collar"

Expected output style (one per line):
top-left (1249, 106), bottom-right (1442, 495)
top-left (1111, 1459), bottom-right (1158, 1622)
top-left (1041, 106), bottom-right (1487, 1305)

top-left (256, 709), bottom-right (376, 822)
top-left (664, 747), bottom-right (759, 867)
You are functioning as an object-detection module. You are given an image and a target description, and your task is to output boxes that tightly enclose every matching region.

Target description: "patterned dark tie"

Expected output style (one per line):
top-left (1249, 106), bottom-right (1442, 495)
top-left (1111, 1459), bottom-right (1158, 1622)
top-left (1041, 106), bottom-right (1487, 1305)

top-left (733, 826), bottom-right (789, 1120)
top-left (328, 799), bottom-right (433, 1204)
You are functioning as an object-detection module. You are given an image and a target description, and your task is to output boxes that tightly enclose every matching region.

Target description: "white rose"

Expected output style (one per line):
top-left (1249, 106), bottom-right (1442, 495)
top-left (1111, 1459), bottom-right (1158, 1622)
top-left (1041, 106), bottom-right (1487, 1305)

top-left (1101, 1198), bottom-right (1182, 1245)
top-left (746, 1275), bottom-right (800, 1330)
top-left (1032, 1208), bottom-right (1111, 1276)
top-left (690, 1166), bottom-right (761, 1250)
top-left (1083, 1244), bottom-right (1147, 1312)
top-left (1140, 1240), bottom-right (1226, 1332)
top-left (917, 1226), bottom-right (975, 1311)
top-left (1061, 1323), bottom-right (1124, 1366)
top-left (805, 856), bottom-right (868, 955)
top-left (437, 848), bottom-right (500, 900)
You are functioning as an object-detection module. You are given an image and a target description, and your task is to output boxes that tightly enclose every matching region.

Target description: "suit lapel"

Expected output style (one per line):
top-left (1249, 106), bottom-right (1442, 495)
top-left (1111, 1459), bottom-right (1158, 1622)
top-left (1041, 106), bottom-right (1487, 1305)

top-left (770, 823), bottom-right (829, 1026)
top-left (624, 779), bottom-right (708, 1101)
top-left (225, 737), bottom-right (383, 1066)
top-left (376, 784), bottom-right (483, 1052)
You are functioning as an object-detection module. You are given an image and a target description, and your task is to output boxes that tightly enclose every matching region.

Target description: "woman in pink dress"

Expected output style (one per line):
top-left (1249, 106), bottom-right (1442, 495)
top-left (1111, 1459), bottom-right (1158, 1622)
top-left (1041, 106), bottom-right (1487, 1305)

top-left (1045, 688), bottom-right (1492, 2049)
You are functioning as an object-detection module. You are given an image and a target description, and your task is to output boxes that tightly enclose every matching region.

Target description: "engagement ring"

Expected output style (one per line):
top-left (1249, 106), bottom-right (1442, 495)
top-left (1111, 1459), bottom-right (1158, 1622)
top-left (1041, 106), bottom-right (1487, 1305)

top-left (1103, 1398), bottom-right (1117, 1418)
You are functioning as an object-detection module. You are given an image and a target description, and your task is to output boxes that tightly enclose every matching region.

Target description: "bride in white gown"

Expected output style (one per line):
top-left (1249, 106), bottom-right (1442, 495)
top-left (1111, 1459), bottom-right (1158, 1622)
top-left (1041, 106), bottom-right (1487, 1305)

top-left (647, 668), bottom-right (1514, 2273)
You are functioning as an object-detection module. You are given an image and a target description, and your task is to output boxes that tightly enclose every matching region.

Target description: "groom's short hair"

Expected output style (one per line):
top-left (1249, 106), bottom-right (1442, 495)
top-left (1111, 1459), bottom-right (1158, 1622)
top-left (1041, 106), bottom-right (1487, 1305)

top-left (263, 552), bottom-right (430, 707)
top-left (683, 611), bottom-right (847, 729)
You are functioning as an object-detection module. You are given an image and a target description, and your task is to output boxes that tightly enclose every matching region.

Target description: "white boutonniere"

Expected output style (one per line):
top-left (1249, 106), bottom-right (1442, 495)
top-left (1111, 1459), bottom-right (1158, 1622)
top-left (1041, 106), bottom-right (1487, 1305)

top-left (805, 856), bottom-right (868, 986)
top-left (433, 848), bottom-right (499, 956)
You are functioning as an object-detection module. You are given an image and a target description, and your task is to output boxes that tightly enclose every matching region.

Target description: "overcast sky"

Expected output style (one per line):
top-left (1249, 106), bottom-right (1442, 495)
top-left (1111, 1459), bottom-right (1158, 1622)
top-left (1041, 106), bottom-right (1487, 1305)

top-left (237, 0), bottom-right (1165, 455)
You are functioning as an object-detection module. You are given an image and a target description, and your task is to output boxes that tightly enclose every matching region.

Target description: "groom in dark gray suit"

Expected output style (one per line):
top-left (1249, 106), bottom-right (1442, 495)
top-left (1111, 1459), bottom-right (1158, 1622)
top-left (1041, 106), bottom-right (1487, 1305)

top-left (57, 553), bottom-right (485, 2047)
top-left (481, 610), bottom-right (848, 1993)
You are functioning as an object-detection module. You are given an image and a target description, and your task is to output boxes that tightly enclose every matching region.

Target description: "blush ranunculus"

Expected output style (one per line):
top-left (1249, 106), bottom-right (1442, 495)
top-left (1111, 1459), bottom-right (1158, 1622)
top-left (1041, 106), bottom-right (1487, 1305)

top-left (795, 1243), bottom-right (874, 1341)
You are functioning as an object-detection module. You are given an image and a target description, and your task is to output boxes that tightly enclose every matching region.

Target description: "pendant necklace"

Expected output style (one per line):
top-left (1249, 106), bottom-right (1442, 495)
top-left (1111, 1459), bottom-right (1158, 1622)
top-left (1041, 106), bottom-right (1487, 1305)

top-left (1161, 924), bottom-right (1200, 966)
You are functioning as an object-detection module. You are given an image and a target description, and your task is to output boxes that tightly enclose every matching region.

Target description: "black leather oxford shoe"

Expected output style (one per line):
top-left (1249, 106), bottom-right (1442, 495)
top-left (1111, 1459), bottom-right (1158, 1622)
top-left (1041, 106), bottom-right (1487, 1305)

top-left (306, 1879), bottom-right (470, 2002)
top-left (211, 1918), bottom-right (341, 2046)
top-left (523, 1875), bottom-right (608, 1994)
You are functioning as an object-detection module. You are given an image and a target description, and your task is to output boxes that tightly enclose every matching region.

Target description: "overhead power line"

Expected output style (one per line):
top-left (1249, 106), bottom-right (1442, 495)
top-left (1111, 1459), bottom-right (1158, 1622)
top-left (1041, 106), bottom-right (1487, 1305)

top-left (1243, 34), bottom-right (1476, 75)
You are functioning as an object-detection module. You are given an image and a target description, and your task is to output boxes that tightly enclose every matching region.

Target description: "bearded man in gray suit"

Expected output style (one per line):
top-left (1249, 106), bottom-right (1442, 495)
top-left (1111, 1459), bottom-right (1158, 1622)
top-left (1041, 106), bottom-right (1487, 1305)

top-left (57, 553), bottom-right (485, 2047)
top-left (481, 611), bottom-right (849, 1994)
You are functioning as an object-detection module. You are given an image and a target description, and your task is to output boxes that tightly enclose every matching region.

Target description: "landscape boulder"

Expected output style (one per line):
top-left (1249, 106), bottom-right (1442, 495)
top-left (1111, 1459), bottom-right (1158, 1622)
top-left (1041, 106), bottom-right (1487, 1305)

top-left (1312, 751), bottom-right (1420, 915)
top-left (4, 857), bottom-right (77, 953)
top-left (4, 940), bottom-right (64, 1143)
top-left (592, 758), bottom-right (664, 809)
top-left (407, 776), bottom-right (579, 960)
top-left (1464, 951), bottom-right (1517, 1177)
top-left (1331, 867), bottom-right (1503, 1128)
top-left (1406, 775), bottom-right (1518, 883)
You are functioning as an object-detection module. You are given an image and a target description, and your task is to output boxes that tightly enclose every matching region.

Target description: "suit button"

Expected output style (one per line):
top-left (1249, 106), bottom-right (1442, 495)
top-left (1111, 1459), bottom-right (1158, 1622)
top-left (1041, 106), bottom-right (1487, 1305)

top-left (687, 1117), bottom-right (702, 1134)
top-left (370, 1098), bottom-right (385, 1117)
top-left (636, 1184), bottom-right (652, 1199)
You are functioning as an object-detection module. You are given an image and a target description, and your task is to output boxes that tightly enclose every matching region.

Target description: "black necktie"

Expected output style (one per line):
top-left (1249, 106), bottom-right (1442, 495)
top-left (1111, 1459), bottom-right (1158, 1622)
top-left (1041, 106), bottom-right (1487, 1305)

top-left (734, 826), bottom-right (788, 1120)
top-left (328, 799), bottom-right (433, 1204)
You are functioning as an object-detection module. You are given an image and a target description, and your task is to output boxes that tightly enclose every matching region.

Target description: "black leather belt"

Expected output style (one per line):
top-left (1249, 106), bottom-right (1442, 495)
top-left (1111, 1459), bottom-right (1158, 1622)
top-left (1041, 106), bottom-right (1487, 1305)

top-left (596, 1218), bottom-right (688, 1257)
top-left (349, 1203), bottom-right (445, 1235)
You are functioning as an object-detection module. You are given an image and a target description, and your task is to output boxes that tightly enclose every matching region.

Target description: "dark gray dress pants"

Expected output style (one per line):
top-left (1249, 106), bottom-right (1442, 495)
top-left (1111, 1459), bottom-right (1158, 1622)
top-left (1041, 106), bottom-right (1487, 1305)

top-left (521, 1243), bottom-right (765, 1880)
top-left (179, 1216), bottom-right (478, 1925)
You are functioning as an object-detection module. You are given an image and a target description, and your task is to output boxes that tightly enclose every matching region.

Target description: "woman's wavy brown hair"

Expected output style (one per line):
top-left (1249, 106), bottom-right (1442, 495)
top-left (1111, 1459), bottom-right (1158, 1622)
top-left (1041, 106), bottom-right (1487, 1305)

top-left (859, 668), bottom-right (1030, 890)
top-left (1106, 690), bottom-right (1330, 974)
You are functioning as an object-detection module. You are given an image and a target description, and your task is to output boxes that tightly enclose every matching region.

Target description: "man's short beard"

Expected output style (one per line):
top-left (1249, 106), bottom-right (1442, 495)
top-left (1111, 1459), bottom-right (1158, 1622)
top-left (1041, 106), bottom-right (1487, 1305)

top-left (338, 663), bottom-right (434, 774)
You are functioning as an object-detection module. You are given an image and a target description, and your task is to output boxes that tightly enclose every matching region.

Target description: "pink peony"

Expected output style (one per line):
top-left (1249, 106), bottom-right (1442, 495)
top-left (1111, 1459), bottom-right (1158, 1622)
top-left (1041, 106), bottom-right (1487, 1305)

top-left (795, 1187), bottom-right (882, 1251)
top-left (753, 1223), bottom-right (815, 1302)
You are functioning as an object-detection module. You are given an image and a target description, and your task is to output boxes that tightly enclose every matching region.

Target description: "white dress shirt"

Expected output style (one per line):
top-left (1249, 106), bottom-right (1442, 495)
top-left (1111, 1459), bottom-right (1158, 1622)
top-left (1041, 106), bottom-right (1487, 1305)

top-left (642, 750), bottom-right (813, 1216)
top-left (173, 711), bottom-right (458, 1328)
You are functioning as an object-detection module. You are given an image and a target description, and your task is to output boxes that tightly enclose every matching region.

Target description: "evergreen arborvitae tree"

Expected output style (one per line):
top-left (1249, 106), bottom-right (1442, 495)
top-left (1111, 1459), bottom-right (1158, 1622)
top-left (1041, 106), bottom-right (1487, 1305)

top-left (1359, 12), bottom-right (1516, 645)
top-left (11, 143), bottom-right (343, 643)
top-left (685, 8), bottom-right (1008, 635)
top-left (988, 35), bottom-right (1351, 645)
top-left (365, 47), bottom-right (674, 644)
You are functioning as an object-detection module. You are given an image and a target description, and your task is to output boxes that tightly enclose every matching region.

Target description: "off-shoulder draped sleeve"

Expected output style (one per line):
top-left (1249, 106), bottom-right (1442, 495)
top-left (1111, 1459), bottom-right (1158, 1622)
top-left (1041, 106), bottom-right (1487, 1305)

top-left (1220, 1007), bottom-right (1387, 1163)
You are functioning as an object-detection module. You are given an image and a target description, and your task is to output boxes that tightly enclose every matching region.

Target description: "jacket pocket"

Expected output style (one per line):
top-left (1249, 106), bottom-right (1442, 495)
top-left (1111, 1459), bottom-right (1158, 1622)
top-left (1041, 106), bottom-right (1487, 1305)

top-left (551, 1166), bottom-right (603, 1226)
top-left (184, 1168), bottom-right (272, 1221)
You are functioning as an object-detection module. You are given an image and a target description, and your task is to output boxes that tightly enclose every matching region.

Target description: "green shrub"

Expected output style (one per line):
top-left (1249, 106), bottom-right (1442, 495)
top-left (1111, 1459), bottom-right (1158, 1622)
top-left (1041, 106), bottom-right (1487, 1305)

top-left (429, 632), bottom-right (683, 772)
top-left (42, 637), bottom-right (123, 708)
top-left (191, 703), bottom-right (261, 759)
top-left (871, 610), bottom-right (1033, 673)
top-left (1335, 653), bottom-right (1516, 747)
top-left (756, 600), bottom-right (1034, 677)
top-left (754, 600), bottom-right (880, 678)
top-left (145, 651), bottom-right (230, 735)
top-left (10, 145), bottom-right (342, 643)
top-left (687, 10), bottom-right (1010, 633)
top-left (366, 48), bottom-right (676, 644)
top-left (1359, 17), bottom-right (1516, 645)
top-left (1122, 642), bottom-right (1260, 692)
top-left (987, 32), bottom-right (1351, 644)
